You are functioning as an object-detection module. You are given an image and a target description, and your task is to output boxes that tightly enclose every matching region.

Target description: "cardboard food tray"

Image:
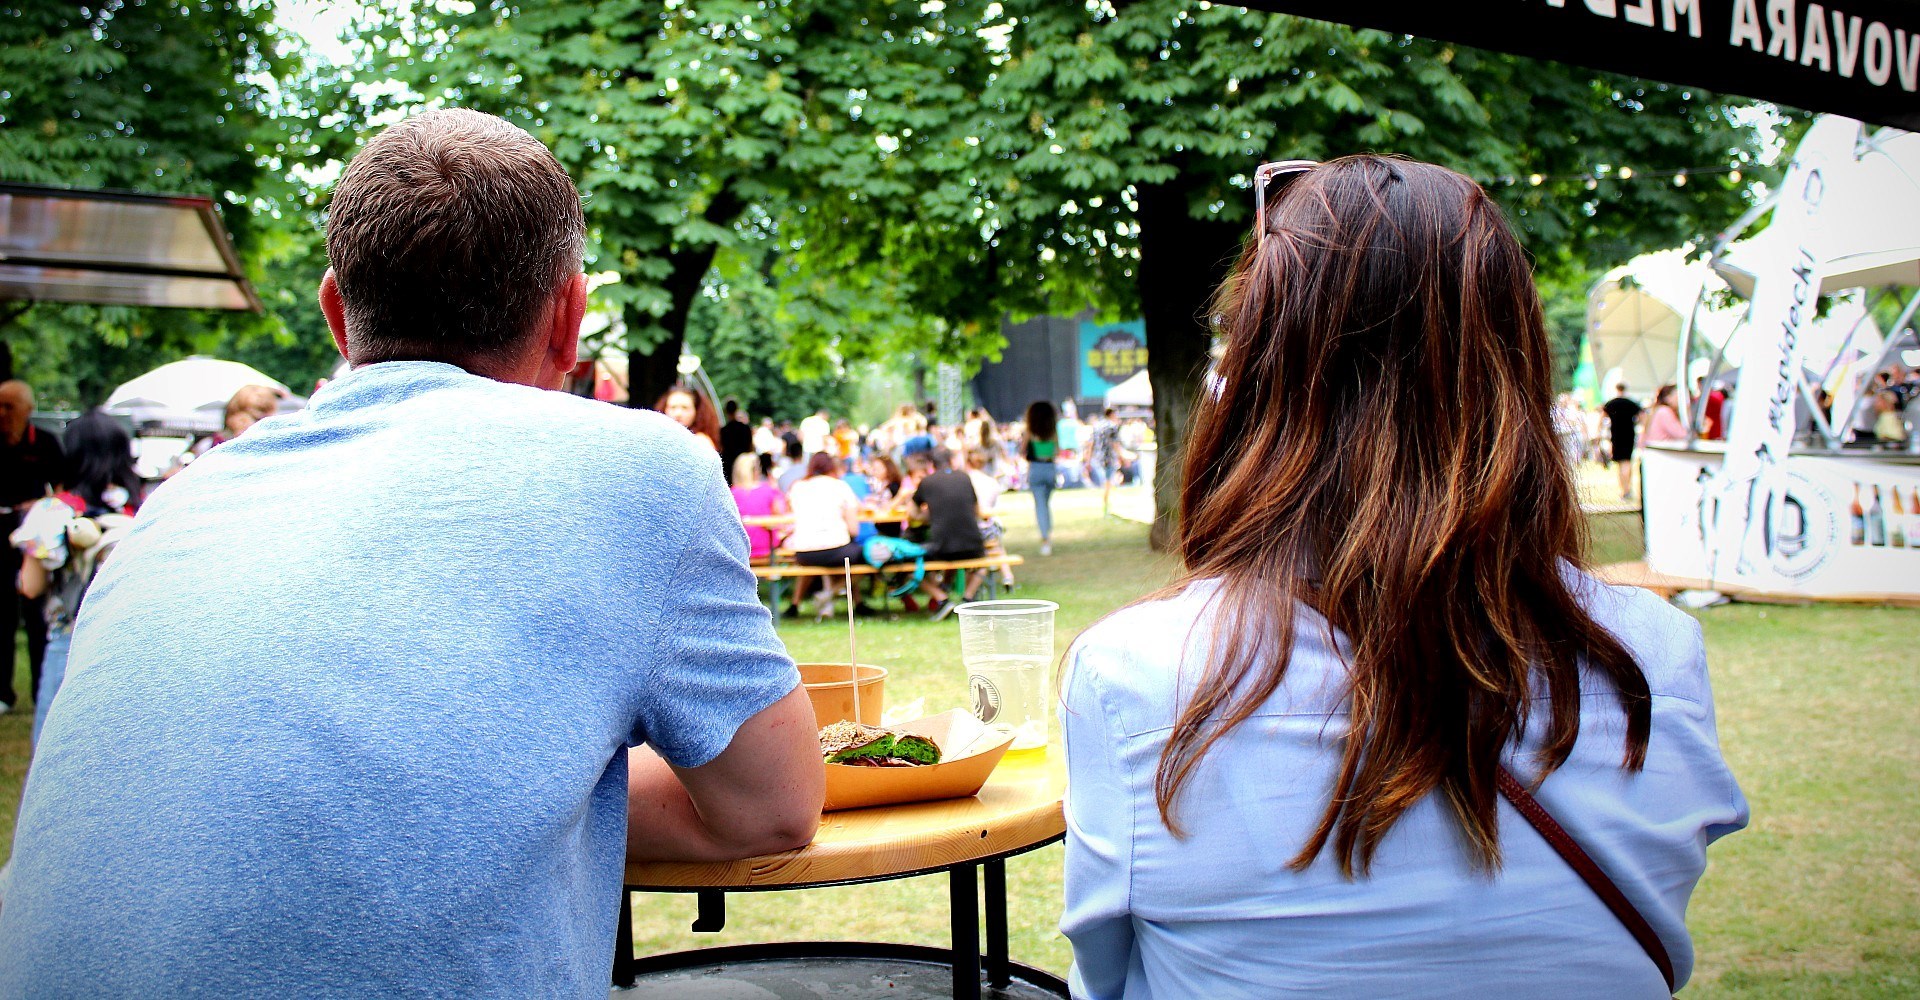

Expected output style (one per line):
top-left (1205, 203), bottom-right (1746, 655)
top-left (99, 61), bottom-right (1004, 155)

top-left (823, 709), bottom-right (1015, 812)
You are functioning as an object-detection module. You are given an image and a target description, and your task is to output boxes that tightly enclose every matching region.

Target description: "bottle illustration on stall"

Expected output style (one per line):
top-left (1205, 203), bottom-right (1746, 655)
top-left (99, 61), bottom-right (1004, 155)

top-left (1850, 483), bottom-right (1867, 546)
top-left (1866, 485), bottom-right (1886, 547)
top-left (1895, 488), bottom-right (1910, 549)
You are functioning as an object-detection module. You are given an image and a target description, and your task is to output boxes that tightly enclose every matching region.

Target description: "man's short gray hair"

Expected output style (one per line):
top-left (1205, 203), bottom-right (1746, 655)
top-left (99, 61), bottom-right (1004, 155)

top-left (325, 109), bottom-right (586, 367)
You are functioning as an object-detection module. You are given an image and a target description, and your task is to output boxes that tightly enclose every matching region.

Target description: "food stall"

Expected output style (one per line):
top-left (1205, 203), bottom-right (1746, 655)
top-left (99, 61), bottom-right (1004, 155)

top-left (1626, 116), bottom-right (1920, 604)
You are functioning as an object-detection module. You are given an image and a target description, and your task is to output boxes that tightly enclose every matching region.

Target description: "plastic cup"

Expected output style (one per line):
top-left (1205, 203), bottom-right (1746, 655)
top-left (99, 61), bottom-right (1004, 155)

top-left (954, 599), bottom-right (1058, 751)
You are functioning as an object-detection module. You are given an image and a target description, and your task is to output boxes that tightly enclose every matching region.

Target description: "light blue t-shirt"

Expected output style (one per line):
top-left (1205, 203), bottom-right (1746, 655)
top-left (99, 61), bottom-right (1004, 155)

top-left (1060, 573), bottom-right (1747, 999)
top-left (0, 362), bottom-right (799, 998)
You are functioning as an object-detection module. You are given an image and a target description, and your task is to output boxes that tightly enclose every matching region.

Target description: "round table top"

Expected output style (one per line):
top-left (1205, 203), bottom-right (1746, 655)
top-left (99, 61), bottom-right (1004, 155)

top-left (625, 747), bottom-right (1067, 890)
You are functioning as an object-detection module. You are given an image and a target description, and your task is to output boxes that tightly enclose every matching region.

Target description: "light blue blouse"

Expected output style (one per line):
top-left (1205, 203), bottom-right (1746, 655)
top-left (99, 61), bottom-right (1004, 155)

top-left (1059, 574), bottom-right (1747, 999)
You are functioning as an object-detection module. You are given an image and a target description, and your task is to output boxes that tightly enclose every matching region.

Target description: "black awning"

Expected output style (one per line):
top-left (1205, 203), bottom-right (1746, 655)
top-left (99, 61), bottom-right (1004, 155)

top-left (0, 183), bottom-right (261, 312)
top-left (1237, 0), bottom-right (1920, 131)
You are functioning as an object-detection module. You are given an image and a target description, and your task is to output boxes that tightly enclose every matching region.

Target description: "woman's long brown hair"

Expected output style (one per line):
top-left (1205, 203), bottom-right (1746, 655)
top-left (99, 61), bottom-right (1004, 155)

top-left (1158, 155), bottom-right (1649, 876)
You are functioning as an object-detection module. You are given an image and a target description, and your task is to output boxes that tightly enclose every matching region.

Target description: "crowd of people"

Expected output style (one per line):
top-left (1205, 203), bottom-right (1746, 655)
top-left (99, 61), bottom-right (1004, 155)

top-left (645, 390), bottom-right (1154, 620)
top-left (1558, 360), bottom-right (1919, 500)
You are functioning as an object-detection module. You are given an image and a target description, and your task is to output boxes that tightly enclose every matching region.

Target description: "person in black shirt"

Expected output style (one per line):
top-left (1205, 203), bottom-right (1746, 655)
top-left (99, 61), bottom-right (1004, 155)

top-left (0, 381), bottom-right (67, 712)
top-left (904, 449), bottom-right (985, 620)
top-left (1601, 383), bottom-right (1644, 501)
top-left (718, 398), bottom-right (754, 479)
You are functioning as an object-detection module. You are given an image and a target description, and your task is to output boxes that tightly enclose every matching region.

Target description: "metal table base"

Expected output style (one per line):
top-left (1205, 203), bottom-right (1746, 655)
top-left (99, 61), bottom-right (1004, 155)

top-left (614, 856), bottom-right (1066, 1000)
top-left (609, 941), bottom-right (1068, 998)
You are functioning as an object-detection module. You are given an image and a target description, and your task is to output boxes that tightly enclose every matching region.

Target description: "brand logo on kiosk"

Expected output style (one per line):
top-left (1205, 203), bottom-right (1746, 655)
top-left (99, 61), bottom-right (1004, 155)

top-left (1763, 470), bottom-right (1841, 581)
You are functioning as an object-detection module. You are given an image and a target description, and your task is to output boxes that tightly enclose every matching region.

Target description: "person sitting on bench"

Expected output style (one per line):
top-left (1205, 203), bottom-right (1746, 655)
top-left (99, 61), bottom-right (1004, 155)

top-left (786, 451), bottom-right (870, 619)
top-left (902, 448), bottom-right (985, 621)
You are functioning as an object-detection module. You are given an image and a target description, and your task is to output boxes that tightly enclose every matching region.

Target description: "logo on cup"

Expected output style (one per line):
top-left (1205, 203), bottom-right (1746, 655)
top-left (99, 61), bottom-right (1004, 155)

top-left (970, 674), bottom-right (1001, 724)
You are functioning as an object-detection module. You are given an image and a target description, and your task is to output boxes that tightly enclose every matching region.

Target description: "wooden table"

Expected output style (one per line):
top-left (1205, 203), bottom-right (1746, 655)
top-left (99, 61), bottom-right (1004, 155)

top-left (741, 510), bottom-right (912, 531)
top-left (615, 749), bottom-right (1068, 999)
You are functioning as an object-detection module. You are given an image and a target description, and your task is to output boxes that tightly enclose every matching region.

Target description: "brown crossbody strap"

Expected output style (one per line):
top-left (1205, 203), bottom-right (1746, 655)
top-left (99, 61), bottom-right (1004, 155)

top-left (1496, 766), bottom-right (1677, 993)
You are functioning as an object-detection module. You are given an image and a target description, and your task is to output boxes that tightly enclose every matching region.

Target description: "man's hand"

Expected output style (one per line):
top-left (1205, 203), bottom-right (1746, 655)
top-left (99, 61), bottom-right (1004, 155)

top-left (627, 685), bottom-right (824, 863)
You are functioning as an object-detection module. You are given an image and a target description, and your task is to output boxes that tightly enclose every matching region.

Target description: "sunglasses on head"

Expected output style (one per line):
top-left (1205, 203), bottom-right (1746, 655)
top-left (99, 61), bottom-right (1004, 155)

top-left (1252, 159), bottom-right (1318, 238)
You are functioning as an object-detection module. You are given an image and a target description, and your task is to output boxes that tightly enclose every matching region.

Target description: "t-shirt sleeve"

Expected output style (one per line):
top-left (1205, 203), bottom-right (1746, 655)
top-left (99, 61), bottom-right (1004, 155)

top-left (630, 458), bottom-right (800, 767)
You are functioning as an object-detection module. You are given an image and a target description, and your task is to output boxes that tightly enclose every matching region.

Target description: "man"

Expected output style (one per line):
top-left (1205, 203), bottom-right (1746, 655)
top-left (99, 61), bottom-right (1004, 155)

top-left (1699, 377), bottom-right (1727, 441)
top-left (718, 397), bottom-right (754, 479)
top-left (0, 109), bottom-right (822, 997)
top-left (799, 408), bottom-right (831, 458)
top-left (0, 380), bottom-right (64, 714)
top-left (1084, 406), bottom-right (1124, 514)
top-left (776, 437), bottom-right (807, 492)
top-left (903, 448), bottom-right (986, 620)
top-left (1602, 383), bottom-right (1645, 501)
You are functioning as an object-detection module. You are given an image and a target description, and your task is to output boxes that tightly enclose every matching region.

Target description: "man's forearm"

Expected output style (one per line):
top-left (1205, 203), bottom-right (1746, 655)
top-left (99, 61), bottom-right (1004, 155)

top-left (626, 747), bottom-right (804, 863)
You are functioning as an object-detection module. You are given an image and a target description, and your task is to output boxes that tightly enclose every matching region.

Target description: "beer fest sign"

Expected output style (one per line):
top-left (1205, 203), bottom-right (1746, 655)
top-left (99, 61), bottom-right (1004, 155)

top-left (1237, 0), bottom-right (1920, 131)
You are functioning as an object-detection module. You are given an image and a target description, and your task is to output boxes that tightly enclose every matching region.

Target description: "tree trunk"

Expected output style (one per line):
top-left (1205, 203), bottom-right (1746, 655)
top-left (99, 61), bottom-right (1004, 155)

top-left (1134, 177), bottom-right (1247, 551)
top-left (626, 185), bottom-right (747, 408)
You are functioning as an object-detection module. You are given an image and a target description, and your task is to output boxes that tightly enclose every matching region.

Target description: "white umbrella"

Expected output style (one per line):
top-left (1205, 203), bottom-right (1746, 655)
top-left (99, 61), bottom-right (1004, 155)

top-left (1587, 248), bottom-right (1742, 398)
top-left (104, 357), bottom-right (294, 434)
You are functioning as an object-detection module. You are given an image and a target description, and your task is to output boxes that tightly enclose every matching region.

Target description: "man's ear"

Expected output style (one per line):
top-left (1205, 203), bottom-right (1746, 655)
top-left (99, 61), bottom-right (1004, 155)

top-left (547, 272), bottom-right (588, 374)
top-left (319, 270), bottom-right (350, 363)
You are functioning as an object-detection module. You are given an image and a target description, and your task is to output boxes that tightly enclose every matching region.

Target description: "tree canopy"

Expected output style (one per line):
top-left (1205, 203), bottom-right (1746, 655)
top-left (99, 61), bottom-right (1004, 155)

top-left (5, 1), bottom-right (1780, 545)
top-left (0, 0), bottom-right (348, 409)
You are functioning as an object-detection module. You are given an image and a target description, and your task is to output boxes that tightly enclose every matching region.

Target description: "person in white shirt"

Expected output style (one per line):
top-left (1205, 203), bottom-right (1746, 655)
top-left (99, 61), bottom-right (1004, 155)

top-left (752, 418), bottom-right (781, 458)
top-left (784, 452), bottom-right (863, 619)
top-left (799, 409), bottom-right (832, 458)
top-left (964, 447), bottom-right (1014, 587)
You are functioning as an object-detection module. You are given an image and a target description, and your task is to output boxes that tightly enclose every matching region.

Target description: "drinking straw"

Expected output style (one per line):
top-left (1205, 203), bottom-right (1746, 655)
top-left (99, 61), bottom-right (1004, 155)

top-left (844, 557), bottom-right (860, 725)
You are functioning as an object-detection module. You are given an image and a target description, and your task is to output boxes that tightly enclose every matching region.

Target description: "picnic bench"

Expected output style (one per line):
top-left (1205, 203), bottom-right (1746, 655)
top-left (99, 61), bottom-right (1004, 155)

top-left (753, 553), bottom-right (1025, 611)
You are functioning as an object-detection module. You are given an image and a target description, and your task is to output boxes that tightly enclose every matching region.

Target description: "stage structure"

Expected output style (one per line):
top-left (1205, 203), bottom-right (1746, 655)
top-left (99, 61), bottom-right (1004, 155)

top-left (1636, 116), bottom-right (1920, 603)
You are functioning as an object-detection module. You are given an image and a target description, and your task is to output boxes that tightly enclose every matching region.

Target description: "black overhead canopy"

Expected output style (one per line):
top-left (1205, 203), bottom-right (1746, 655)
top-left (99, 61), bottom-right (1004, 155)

top-left (1237, 0), bottom-right (1920, 132)
top-left (0, 183), bottom-right (261, 312)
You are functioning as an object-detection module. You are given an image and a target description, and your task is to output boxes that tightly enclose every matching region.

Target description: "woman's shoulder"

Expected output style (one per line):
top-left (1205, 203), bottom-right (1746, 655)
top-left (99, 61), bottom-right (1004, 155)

top-left (1562, 565), bottom-right (1710, 703)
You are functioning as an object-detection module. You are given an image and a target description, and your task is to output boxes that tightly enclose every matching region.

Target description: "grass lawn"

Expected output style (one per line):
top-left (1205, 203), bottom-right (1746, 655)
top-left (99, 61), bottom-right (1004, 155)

top-left (2, 477), bottom-right (1914, 995)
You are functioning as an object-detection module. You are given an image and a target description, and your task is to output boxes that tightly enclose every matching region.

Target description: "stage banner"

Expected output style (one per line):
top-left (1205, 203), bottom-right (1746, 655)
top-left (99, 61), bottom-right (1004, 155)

top-left (1645, 448), bottom-right (1920, 599)
top-left (1078, 318), bottom-right (1147, 402)
top-left (1233, 1), bottom-right (1920, 132)
top-left (1705, 116), bottom-right (1858, 585)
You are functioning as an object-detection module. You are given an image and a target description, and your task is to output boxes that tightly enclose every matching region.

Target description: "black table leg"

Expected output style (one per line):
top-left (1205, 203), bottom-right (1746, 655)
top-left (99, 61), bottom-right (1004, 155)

top-left (612, 888), bottom-right (636, 989)
top-left (984, 859), bottom-right (1010, 988)
top-left (692, 889), bottom-right (727, 932)
top-left (950, 863), bottom-right (981, 1000)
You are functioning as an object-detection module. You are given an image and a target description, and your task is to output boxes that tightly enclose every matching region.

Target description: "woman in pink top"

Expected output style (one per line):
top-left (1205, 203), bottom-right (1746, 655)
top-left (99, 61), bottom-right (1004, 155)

top-left (1645, 383), bottom-right (1687, 444)
top-left (730, 453), bottom-right (787, 561)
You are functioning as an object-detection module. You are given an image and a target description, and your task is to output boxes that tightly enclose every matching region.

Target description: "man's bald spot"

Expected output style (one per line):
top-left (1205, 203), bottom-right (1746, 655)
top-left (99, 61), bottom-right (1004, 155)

top-left (0, 381), bottom-right (33, 409)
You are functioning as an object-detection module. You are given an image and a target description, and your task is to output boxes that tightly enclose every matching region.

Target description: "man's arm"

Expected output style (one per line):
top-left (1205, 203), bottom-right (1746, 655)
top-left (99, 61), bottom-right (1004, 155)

top-left (627, 685), bottom-right (824, 862)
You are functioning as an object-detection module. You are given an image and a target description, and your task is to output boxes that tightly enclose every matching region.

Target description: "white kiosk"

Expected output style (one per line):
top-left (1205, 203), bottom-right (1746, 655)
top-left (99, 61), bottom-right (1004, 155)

top-left (1619, 117), bottom-right (1920, 605)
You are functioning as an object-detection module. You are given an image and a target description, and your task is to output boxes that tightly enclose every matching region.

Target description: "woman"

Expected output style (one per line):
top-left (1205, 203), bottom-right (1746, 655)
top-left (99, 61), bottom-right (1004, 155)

top-left (1022, 401), bottom-right (1060, 556)
top-left (176, 384), bottom-right (279, 472)
top-left (784, 451), bottom-right (864, 618)
top-left (730, 452), bottom-right (788, 563)
top-left (1060, 156), bottom-right (1745, 999)
top-left (1645, 383), bottom-right (1687, 443)
top-left (15, 409), bottom-right (142, 743)
top-left (1872, 389), bottom-right (1910, 445)
top-left (654, 384), bottom-right (721, 452)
